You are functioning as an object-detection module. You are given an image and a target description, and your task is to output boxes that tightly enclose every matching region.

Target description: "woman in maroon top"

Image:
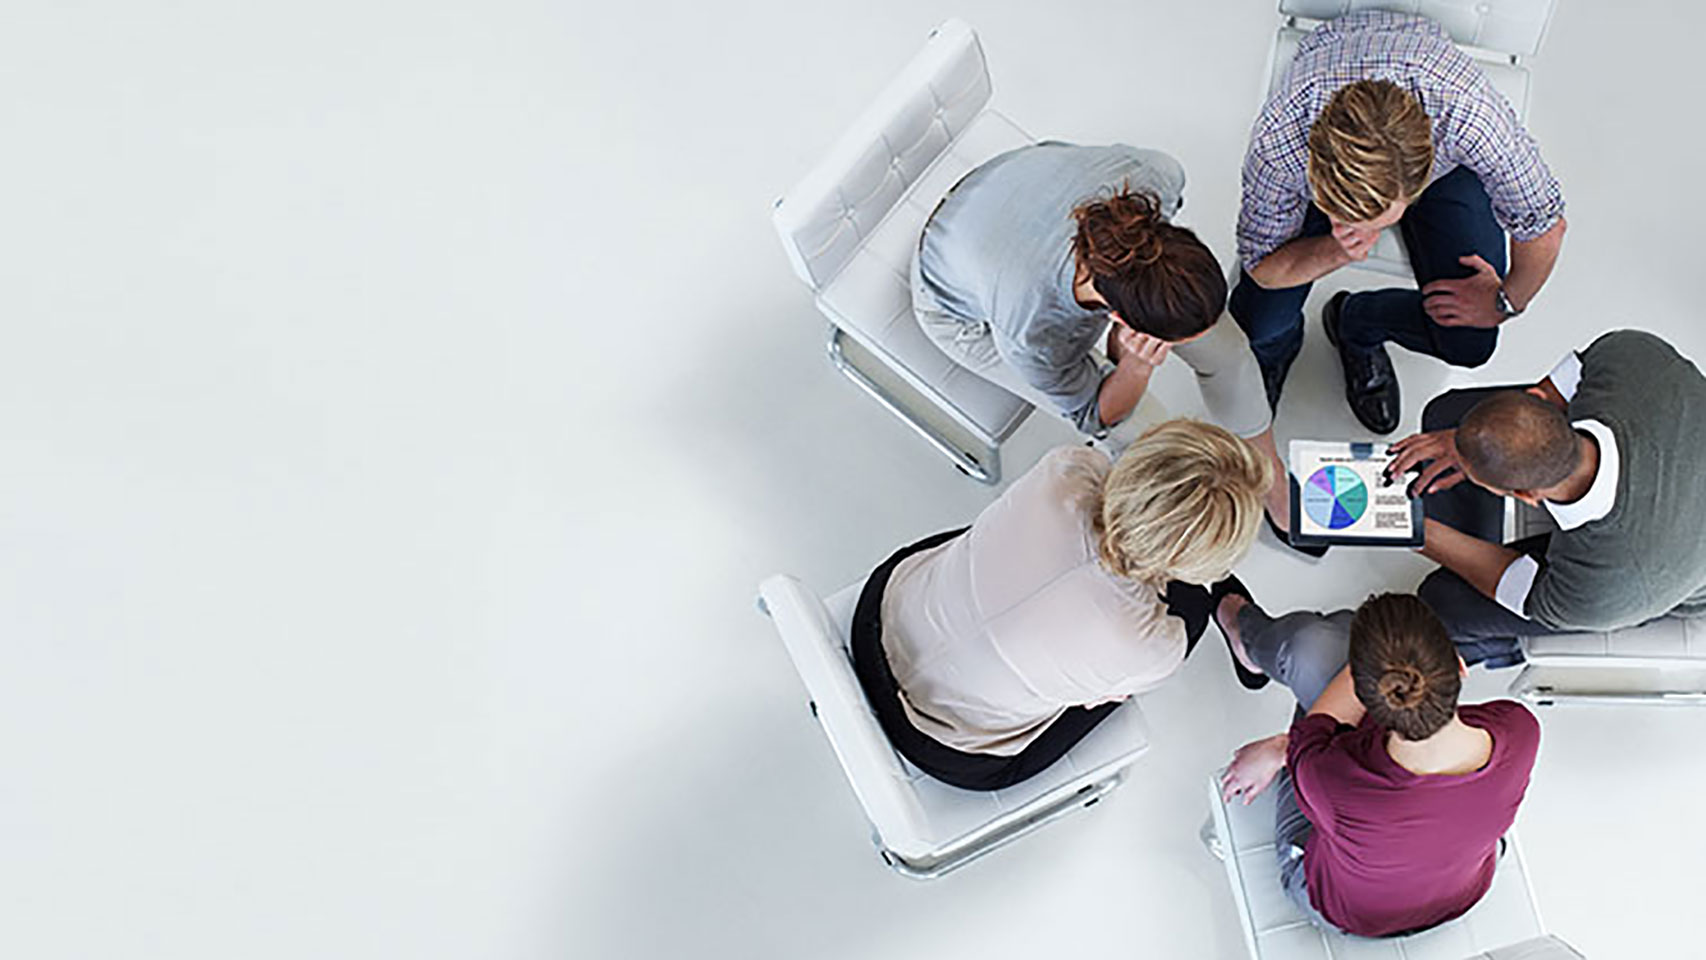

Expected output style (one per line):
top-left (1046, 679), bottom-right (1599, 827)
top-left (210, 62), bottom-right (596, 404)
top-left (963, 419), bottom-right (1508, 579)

top-left (1212, 588), bottom-right (1541, 937)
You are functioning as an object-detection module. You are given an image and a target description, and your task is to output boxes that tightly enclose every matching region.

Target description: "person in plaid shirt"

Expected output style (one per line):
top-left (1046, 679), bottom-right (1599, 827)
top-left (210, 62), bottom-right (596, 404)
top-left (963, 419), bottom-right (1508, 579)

top-left (1231, 11), bottom-right (1567, 434)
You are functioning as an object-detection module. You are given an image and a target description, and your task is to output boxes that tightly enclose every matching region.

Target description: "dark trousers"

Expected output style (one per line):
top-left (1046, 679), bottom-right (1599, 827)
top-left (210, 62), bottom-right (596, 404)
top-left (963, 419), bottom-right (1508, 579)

top-left (1229, 167), bottom-right (1507, 394)
top-left (1412, 386), bottom-right (1573, 667)
top-left (850, 528), bottom-right (1206, 791)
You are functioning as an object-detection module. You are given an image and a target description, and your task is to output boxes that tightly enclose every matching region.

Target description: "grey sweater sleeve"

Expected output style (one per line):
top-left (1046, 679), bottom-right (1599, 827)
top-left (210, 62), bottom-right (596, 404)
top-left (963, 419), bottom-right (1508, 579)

top-left (998, 333), bottom-right (1117, 433)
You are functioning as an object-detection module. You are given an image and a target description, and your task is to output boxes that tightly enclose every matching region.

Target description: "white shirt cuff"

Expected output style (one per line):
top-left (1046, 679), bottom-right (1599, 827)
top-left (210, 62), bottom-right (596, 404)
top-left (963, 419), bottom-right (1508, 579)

top-left (1547, 351), bottom-right (1583, 402)
top-left (1494, 555), bottom-right (1542, 616)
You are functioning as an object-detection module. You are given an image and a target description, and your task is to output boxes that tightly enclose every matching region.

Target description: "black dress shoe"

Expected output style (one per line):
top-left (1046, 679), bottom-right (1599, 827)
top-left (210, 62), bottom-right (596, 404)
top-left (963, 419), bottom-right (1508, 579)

top-left (1210, 575), bottom-right (1269, 690)
top-left (1322, 291), bottom-right (1400, 435)
top-left (1264, 511), bottom-right (1328, 558)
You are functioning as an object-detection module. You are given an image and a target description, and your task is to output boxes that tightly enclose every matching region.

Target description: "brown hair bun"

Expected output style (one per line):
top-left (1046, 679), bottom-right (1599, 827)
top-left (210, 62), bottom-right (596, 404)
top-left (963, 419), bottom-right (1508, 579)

top-left (1069, 185), bottom-right (1225, 342)
top-left (1376, 664), bottom-right (1429, 712)
top-left (1072, 190), bottom-right (1165, 272)
top-left (1348, 594), bottom-right (1461, 741)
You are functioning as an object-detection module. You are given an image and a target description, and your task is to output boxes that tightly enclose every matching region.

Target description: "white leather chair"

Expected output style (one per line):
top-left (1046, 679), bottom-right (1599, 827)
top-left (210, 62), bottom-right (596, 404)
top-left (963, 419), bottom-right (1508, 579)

top-left (1473, 940), bottom-right (1587, 959)
top-left (772, 20), bottom-right (1034, 484)
top-left (757, 573), bottom-right (1150, 879)
top-left (1502, 503), bottom-right (1706, 706)
top-left (1261, 0), bottom-right (1559, 280)
top-left (1202, 774), bottom-right (1582, 959)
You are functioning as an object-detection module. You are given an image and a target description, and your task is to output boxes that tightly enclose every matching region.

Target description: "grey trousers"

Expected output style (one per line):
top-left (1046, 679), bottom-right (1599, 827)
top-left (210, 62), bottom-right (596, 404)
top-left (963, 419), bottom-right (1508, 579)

top-left (1238, 605), bottom-right (1354, 929)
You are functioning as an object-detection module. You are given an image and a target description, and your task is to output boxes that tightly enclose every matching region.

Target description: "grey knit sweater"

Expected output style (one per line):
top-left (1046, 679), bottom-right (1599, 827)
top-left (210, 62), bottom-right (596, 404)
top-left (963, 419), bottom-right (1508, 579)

top-left (1526, 330), bottom-right (1706, 630)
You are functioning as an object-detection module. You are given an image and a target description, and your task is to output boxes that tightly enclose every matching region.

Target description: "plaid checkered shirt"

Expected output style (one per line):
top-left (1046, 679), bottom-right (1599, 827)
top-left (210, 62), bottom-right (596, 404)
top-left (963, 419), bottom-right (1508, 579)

top-left (1237, 11), bottom-right (1565, 272)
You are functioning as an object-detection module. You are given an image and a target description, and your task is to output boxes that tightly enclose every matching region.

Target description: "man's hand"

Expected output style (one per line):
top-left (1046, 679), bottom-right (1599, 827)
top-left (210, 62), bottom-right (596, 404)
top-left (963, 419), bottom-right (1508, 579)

top-left (1387, 428), bottom-right (1468, 496)
top-left (1219, 734), bottom-right (1289, 805)
top-left (1422, 255), bottom-right (1505, 328)
top-left (1331, 222), bottom-right (1376, 262)
top-left (1113, 325), bottom-right (1171, 371)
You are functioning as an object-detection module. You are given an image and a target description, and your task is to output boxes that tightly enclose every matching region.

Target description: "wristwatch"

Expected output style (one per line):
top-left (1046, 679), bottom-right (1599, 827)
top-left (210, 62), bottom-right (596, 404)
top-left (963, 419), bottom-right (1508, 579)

top-left (1494, 287), bottom-right (1523, 319)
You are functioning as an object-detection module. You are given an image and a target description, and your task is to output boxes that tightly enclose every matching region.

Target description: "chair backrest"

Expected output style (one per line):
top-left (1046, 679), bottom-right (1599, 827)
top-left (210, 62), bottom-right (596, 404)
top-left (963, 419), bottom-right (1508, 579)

top-left (758, 575), bottom-right (930, 837)
top-left (1522, 614), bottom-right (1706, 662)
top-left (1278, 0), bottom-right (1558, 58)
top-left (1476, 934), bottom-right (1587, 959)
top-left (773, 19), bottom-right (993, 291)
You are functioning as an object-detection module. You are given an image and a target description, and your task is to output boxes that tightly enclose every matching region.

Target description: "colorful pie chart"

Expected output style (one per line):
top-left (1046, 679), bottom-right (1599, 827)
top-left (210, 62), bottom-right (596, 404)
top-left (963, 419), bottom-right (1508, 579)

top-left (1302, 465), bottom-right (1368, 530)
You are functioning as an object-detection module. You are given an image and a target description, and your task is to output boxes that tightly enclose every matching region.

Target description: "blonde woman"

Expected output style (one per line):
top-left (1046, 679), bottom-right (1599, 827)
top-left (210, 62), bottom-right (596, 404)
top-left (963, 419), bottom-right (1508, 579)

top-left (850, 420), bottom-right (1274, 790)
top-left (1232, 12), bottom-right (1566, 433)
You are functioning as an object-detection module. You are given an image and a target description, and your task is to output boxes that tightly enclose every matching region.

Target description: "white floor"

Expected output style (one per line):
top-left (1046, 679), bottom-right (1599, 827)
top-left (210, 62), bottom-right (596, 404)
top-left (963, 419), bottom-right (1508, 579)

top-left (1, 2), bottom-right (1701, 958)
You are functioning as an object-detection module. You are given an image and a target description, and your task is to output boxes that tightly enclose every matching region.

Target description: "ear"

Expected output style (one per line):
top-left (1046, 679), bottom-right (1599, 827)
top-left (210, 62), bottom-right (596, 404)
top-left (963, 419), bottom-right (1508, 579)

top-left (1523, 386), bottom-right (1549, 401)
top-left (1108, 311), bottom-right (1125, 326)
top-left (1511, 490), bottom-right (1545, 507)
top-left (1457, 654), bottom-right (1468, 678)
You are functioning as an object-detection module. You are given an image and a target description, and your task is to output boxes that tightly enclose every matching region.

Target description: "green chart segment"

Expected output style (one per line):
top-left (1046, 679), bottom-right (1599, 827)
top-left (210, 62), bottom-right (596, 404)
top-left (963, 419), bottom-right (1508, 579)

top-left (1302, 465), bottom-right (1369, 530)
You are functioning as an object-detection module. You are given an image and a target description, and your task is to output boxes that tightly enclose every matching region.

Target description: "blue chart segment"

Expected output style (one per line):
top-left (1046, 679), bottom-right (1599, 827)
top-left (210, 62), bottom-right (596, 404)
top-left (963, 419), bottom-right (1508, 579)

top-left (1302, 466), bottom-right (1369, 530)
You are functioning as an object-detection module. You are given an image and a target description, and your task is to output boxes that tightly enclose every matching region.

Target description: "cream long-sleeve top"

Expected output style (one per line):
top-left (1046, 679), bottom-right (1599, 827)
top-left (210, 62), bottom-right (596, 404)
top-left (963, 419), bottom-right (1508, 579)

top-left (879, 446), bottom-right (1188, 756)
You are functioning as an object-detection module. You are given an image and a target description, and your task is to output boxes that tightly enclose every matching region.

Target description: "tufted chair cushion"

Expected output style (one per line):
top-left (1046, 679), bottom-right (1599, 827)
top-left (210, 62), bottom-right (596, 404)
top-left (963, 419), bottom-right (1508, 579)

top-left (1522, 617), bottom-right (1706, 664)
top-left (774, 19), bottom-right (996, 292)
top-left (1279, 0), bottom-right (1557, 57)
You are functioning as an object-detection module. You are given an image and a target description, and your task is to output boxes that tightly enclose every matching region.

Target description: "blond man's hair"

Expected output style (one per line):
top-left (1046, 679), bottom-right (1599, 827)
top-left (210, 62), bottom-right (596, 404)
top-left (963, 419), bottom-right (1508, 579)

top-left (1097, 419), bottom-right (1275, 586)
top-left (1306, 79), bottom-right (1434, 223)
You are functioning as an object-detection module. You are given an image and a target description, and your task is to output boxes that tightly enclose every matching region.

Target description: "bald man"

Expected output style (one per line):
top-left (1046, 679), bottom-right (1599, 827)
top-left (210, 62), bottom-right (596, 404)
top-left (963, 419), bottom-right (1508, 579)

top-left (1384, 330), bottom-right (1706, 665)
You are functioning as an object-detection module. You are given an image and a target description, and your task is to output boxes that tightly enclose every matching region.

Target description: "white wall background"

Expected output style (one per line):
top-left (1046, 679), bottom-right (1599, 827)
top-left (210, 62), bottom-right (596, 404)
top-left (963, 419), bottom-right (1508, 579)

top-left (0, 1), bottom-right (1699, 958)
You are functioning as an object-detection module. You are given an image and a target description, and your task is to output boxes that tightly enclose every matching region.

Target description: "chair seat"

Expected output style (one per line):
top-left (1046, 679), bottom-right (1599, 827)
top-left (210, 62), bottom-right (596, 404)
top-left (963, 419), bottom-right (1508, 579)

top-left (1522, 617), bottom-right (1706, 664)
top-left (815, 109), bottom-right (1035, 442)
top-left (1209, 774), bottom-right (1543, 958)
top-left (821, 581), bottom-right (1150, 859)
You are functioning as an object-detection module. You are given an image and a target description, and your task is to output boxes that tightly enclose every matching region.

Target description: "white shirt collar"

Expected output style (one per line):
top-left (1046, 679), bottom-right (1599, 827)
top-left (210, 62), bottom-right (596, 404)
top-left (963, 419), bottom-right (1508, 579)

top-left (1544, 419), bottom-right (1619, 530)
top-left (1547, 350), bottom-right (1583, 402)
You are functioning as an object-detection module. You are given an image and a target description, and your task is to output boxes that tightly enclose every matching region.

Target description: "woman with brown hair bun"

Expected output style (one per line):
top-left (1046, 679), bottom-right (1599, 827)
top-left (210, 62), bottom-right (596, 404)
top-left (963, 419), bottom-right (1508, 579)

top-left (1212, 590), bottom-right (1541, 937)
top-left (912, 142), bottom-right (1314, 555)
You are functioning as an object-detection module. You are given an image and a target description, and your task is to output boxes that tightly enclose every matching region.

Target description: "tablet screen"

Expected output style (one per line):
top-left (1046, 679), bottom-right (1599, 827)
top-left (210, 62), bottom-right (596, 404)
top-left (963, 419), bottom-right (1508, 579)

top-left (1288, 440), bottom-right (1423, 547)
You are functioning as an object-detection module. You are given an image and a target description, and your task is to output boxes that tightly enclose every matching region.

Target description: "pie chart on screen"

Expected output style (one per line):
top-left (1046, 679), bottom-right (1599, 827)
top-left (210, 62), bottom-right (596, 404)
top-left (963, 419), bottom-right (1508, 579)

top-left (1302, 465), bottom-right (1368, 530)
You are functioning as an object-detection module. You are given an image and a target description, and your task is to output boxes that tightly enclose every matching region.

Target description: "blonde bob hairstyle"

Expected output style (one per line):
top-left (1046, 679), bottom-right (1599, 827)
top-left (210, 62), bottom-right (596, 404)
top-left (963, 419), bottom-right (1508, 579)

top-left (1306, 79), bottom-right (1434, 224)
top-left (1097, 419), bottom-right (1274, 586)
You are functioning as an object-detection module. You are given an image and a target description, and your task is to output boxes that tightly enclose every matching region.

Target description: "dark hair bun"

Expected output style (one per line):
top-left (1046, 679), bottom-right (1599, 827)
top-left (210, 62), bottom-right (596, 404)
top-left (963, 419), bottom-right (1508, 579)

top-left (1376, 665), bottom-right (1429, 712)
top-left (1072, 191), bottom-right (1164, 275)
top-left (1068, 186), bottom-right (1226, 343)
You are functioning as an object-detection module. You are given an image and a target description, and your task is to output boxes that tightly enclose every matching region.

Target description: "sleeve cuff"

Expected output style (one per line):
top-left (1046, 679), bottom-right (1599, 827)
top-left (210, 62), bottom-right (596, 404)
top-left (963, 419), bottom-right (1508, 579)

top-left (1082, 357), bottom-right (1119, 434)
top-left (1547, 351), bottom-right (1583, 402)
top-left (1495, 555), bottom-right (1542, 616)
top-left (1237, 242), bottom-right (1280, 276)
top-left (1505, 216), bottom-right (1563, 243)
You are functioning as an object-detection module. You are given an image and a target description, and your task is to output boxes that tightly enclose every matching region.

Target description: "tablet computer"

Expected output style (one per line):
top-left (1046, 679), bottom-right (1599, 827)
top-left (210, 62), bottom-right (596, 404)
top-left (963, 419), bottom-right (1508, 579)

top-left (1288, 439), bottom-right (1425, 548)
